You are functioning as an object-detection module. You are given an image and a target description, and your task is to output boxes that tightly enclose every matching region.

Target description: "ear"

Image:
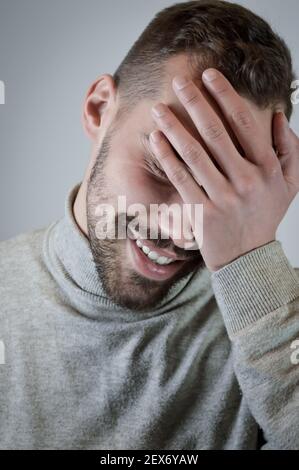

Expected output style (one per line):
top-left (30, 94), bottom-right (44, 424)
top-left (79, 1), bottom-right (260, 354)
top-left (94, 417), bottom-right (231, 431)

top-left (81, 74), bottom-right (117, 141)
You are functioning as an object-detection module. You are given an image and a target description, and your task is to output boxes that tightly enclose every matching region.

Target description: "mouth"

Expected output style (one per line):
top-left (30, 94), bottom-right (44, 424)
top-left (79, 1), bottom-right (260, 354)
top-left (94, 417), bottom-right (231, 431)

top-left (127, 237), bottom-right (188, 282)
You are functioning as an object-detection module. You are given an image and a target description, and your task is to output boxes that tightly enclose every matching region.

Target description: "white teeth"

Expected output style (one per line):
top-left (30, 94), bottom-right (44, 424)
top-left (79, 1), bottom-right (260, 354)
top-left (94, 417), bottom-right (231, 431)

top-left (142, 245), bottom-right (150, 255)
top-left (148, 251), bottom-right (158, 261)
top-left (135, 240), bottom-right (176, 265)
top-left (156, 256), bottom-right (169, 265)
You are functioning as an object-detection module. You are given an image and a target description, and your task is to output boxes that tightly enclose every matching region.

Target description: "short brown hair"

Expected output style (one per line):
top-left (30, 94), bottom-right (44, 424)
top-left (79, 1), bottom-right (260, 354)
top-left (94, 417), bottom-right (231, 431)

top-left (113, 0), bottom-right (295, 122)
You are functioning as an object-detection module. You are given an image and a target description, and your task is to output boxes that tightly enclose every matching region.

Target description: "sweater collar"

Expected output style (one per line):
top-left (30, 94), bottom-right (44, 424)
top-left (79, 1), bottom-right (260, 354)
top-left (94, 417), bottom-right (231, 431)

top-left (43, 183), bottom-right (212, 321)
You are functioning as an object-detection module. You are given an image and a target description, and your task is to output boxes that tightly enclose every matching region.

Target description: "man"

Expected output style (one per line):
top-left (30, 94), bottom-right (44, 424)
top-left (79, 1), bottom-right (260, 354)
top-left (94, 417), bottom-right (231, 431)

top-left (0, 0), bottom-right (298, 450)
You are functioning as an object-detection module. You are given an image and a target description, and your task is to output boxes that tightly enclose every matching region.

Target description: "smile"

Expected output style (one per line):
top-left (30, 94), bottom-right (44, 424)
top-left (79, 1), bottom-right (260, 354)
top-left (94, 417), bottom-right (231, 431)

top-left (135, 239), bottom-right (177, 265)
top-left (127, 236), bottom-right (189, 282)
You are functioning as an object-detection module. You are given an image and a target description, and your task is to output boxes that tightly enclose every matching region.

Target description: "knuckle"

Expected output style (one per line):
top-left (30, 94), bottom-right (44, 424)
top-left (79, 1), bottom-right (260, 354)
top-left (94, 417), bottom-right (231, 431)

top-left (277, 142), bottom-right (290, 156)
top-left (158, 149), bottom-right (173, 163)
top-left (181, 142), bottom-right (201, 165)
top-left (160, 116), bottom-right (174, 132)
top-left (213, 83), bottom-right (228, 96)
top-left (231, 109), bottom-right (253, 131)
top-left (259, 147), bottom-right (281, 172)
top-left (236, 174), bottom-right (256, 197)
top-left (182, 91), bottom-right (200, 107)
top-left (220, 189), bottom-right (238, 209)
top-left (169, 167), bottom-right (189, 185)
top-left (201, 121), bottom-right (224, 141)
top-left (264, 158), bottom-right (281, 179)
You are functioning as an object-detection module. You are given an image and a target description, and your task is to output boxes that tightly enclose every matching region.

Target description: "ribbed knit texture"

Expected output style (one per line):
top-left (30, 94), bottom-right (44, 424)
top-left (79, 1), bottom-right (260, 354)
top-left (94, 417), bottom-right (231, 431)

top-left (211, 241), bottom-right (299, 338)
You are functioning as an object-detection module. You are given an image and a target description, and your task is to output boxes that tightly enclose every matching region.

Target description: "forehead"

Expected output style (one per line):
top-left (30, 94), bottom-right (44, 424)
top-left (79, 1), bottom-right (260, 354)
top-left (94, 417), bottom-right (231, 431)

top-left (156, 54), bottom-right (274, 151)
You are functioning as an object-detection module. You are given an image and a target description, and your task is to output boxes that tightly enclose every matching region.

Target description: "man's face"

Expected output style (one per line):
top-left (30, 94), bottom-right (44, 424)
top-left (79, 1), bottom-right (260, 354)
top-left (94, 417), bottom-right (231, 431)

top-left (86, 55), bottom-right (275, 311)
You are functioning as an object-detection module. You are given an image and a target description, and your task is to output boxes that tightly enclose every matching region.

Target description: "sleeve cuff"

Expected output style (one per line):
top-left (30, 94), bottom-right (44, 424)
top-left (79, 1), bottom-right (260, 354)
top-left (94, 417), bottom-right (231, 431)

top-left (211, 241), bottom-right (299, 338)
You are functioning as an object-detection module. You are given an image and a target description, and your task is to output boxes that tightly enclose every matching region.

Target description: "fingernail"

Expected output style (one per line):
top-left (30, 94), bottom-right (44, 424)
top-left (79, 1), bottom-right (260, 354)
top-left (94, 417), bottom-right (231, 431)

top-left (203, 69), bottom-right (218, 82)
top-left (152, 104), bottom-right (166, 117)
top-left (173, 75), bottom-right (190, 90)
top-left (150, 130), bottom-right (163, 143)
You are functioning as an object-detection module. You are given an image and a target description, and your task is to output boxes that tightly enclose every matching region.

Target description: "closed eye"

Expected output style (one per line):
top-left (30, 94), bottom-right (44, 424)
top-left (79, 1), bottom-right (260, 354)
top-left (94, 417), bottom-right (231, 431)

top-left (143, 152), bottom-right (170, 182)
top-left (140, 133), bottom-right (170, 181)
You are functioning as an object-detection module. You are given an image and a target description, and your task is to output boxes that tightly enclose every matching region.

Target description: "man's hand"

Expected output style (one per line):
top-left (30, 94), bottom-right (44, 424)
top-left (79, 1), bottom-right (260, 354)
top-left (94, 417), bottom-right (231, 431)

top-left (149, 69), bottom-right (299, 272)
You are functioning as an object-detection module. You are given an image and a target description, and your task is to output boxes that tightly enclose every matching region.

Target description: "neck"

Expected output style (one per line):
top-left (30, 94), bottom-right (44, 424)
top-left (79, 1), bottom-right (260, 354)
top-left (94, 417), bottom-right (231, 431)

top-left (73, 180), bottom-right (89, 237)
top-left (74, 148), bottom-right (99, 238)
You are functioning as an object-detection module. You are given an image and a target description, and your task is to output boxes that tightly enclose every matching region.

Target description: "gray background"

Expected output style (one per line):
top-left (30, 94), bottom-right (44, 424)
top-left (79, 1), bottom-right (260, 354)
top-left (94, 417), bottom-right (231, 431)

top-left (0, 0), bottom-right (299, 264)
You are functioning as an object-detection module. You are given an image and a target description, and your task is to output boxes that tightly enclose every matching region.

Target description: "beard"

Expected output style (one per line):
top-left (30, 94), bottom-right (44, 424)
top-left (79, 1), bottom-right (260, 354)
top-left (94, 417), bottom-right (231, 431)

top-left (86, 124), bottom-right (204, 312)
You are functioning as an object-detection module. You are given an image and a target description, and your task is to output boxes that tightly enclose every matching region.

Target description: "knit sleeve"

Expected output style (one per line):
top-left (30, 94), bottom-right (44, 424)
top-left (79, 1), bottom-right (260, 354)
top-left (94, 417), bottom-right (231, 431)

top-left (211, 240), bottom-right (299, 450)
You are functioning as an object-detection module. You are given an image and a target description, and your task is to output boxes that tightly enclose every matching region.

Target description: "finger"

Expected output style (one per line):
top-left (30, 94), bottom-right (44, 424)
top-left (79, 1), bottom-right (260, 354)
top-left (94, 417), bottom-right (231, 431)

top-left (172, 75), bottom-right (248, 183)
top-left (273, 112), bottom-right (291, 158)
top-left (151, 103), bottom-right (229, 201)
top-left (149, 130), bottom-right (209, 204)
top-left (273, 112), bottom-right (299, 193)
top-left (202, 68), bottom-right (276, 167)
